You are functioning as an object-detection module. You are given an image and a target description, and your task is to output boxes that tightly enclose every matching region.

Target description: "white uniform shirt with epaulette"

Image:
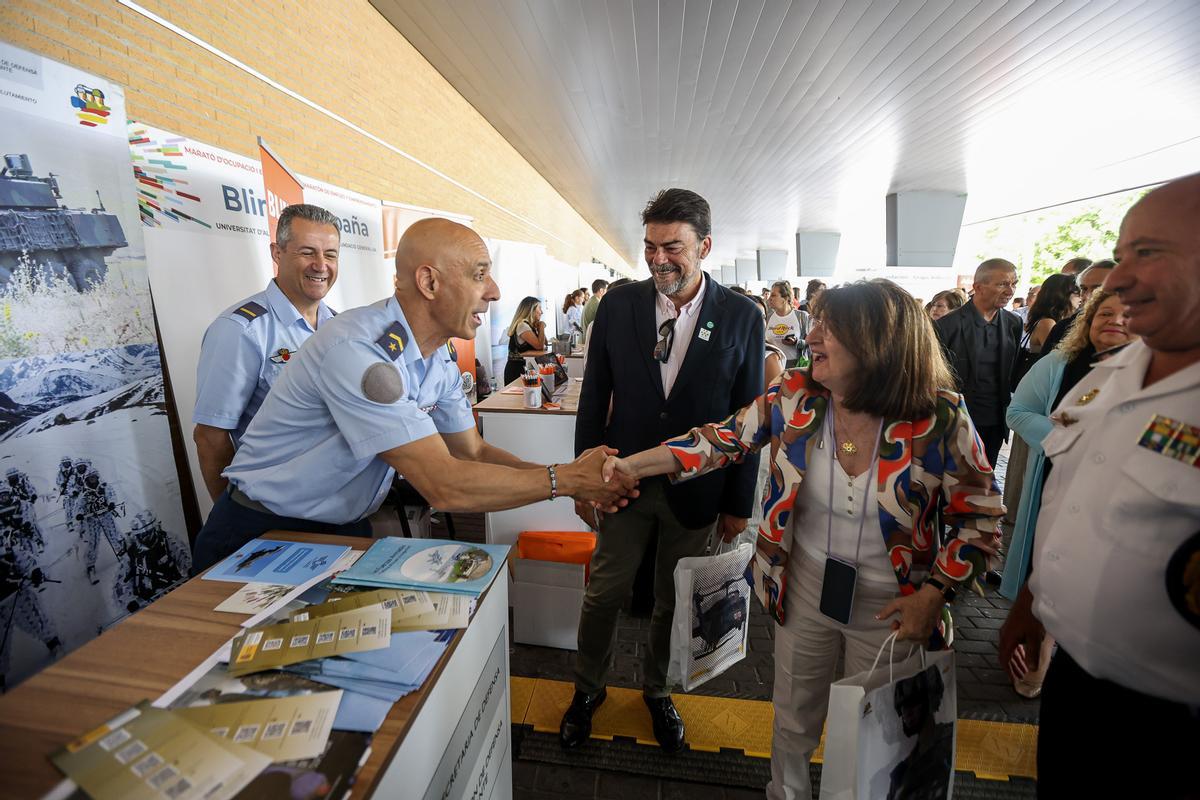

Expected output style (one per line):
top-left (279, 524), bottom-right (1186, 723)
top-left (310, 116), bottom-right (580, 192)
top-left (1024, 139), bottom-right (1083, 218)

top-left (193, 280), bottom-right (336, 443)
top-left (223, 295), bottom-right (475, 524)
top-left (1029, 339), bottom-right (1200, 704)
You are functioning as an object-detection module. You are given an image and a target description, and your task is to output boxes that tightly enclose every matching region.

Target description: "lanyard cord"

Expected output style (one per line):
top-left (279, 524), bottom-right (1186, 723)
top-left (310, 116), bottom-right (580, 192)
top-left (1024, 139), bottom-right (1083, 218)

top-left (826, 407), bottom-right (884, 566)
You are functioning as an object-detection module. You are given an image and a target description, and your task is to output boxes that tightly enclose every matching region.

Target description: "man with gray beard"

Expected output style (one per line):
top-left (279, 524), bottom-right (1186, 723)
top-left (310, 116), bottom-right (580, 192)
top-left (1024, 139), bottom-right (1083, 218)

top-left (562, 188), bottom-right (764, 753)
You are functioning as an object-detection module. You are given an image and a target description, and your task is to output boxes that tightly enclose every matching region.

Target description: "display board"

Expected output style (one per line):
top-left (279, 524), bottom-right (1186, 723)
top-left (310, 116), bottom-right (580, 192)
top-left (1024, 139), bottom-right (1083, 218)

top-left (0, 41), bottom-right (189, 690)
top-left (130, 124), bottom-right (387, 517)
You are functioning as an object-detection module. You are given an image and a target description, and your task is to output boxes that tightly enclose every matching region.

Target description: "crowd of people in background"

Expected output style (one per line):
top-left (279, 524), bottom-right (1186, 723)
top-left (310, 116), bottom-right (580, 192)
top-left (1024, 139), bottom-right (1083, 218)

top-left (149, 169), bottom-right (1198, 800)
top-left (548, 174), bottom-right (1198, 800)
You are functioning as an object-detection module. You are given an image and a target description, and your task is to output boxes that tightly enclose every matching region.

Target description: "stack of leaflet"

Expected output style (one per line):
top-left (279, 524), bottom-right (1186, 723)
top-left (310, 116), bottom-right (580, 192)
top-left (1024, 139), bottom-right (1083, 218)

top-left (271, 587), bottom-right (463, 715)
top-left (331, 538), bottom-right (510, 596)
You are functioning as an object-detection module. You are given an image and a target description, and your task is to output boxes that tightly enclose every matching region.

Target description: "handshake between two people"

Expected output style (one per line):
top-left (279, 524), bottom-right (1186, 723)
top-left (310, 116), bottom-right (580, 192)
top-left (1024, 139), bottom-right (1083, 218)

top-left (557, 446), bottom-right (640, 513)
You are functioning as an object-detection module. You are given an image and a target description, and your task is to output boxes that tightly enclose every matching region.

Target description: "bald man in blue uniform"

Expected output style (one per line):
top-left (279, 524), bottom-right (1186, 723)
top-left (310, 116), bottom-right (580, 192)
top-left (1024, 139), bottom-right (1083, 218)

top-left (192, 218), bottom-right (636, 571)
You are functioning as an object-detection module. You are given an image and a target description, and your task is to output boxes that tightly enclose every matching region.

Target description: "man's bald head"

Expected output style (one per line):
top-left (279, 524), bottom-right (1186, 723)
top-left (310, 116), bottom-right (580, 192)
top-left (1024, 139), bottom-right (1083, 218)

top-left (392, 217), bottom-right (498, 344)
top-left (1108, 172), bottom-right (1200, 358)
top-left (394, 218), bottom-right (487, 289)
top-left (1137, 172), bottom-right (1200, 220)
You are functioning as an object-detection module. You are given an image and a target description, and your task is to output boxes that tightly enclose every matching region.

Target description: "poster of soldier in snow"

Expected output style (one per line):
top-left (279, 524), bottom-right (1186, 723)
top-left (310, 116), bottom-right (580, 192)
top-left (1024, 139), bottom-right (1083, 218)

top-left (0, 41), bottom-right (189, 691)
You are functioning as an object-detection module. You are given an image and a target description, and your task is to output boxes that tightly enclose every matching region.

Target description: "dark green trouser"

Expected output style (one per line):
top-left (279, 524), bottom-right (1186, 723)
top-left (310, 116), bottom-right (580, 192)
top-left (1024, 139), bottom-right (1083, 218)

top-left (573, 480), bottom-right (715, 698)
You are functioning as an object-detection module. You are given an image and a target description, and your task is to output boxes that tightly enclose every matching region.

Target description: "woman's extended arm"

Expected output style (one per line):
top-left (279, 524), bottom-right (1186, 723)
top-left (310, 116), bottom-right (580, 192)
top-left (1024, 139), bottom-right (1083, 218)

top-left (605, 374), bottom-right (785, 483)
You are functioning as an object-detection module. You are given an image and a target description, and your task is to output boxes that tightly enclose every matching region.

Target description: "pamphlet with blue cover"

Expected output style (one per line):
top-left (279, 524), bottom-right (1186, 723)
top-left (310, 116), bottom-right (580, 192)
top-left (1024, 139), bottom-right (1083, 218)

top-left (331, 538), bottom-right (509, 596)
top-left (203, 539), bottom-right (352, 586)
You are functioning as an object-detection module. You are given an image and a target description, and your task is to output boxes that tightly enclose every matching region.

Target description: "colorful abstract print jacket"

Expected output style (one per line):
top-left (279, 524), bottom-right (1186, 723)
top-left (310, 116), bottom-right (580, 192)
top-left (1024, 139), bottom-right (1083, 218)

top-left (663, 369), bottom-right (1003, 648)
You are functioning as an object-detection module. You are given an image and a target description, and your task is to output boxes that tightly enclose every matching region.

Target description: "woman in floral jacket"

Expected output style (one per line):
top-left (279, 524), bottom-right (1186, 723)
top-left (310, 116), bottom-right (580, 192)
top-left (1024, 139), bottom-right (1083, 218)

top-left (604, 280), bottom-right (1002, 799)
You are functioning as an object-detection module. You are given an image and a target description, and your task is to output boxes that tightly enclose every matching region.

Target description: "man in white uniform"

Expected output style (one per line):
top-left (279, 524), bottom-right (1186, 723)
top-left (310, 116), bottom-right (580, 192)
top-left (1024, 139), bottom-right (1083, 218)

top-left (999, 173), bottom-right (1200, 799)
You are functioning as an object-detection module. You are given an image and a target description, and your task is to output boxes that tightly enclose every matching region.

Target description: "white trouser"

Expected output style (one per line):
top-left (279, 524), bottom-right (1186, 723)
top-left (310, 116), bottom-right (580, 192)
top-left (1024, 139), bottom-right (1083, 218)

top-left (766, 553), bottom-right (901, 800)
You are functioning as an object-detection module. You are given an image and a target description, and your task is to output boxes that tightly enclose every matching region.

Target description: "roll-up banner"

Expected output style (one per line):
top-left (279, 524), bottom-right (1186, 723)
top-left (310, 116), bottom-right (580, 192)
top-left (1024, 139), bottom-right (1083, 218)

top-left (130, 124), bottom-right (386, 517)
top-left (258, 138), bottom-right (304, 247)
top-left (0, 41), bottom-right (190, 690)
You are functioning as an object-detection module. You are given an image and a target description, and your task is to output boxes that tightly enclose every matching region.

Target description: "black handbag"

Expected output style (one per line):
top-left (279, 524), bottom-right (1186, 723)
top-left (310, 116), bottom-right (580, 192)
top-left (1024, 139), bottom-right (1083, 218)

top-left (1011, 330), bottom-right (1039, 391)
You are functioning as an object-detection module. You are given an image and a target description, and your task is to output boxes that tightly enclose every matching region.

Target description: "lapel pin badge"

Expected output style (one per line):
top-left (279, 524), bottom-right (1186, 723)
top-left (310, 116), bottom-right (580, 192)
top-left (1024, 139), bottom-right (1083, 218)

top-left (706, 321), bottom-right (714, 329)
top-left (698, 328), bottom-right (711, 341)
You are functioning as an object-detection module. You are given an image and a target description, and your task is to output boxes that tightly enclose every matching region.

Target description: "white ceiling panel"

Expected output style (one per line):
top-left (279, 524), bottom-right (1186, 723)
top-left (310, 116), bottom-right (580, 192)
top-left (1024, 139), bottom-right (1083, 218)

top-left (371, 0), bottom-right (1200, 268)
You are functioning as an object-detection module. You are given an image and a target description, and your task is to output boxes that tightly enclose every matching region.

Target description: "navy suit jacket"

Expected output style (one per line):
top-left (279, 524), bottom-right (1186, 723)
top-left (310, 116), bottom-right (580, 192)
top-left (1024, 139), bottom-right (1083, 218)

top-left (575, 276), bottom-right (764, 528)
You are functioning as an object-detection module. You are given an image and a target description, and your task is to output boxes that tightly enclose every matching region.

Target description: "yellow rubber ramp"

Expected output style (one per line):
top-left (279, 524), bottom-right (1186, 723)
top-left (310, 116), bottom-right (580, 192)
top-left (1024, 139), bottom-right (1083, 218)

top-left (956, 719), bottom-right (1038, 780)
top-left (510, 675), bottom-right (536, 726)
top-left (510, 676), bottom-right (1036, 780)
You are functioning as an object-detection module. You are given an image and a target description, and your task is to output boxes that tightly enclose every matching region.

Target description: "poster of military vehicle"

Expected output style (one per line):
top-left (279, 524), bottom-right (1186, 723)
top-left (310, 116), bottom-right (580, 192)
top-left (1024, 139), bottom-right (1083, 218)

top-left (0, 41), bottom-right (188, 691)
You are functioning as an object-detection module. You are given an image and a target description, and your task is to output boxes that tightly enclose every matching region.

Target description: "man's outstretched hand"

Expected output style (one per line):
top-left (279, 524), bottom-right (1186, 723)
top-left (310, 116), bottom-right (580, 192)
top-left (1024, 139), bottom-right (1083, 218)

top-left (559, 446), bottom-right (638, 513)
top-left (998, 584), bottom-right (1045, 678)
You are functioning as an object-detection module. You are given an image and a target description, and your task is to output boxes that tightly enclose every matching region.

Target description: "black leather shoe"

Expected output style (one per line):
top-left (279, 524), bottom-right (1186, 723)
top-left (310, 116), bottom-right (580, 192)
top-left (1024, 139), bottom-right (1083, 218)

top-left (559, 688), bottom-right (606, 749)
top-left (643, 695), bottom-right (685, 754)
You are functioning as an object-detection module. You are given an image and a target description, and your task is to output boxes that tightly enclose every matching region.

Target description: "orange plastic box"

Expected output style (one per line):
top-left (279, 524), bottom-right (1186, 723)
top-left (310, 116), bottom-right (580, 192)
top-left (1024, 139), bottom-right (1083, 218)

top-left (516, 530), bottom-right (596, 577)
top-left (512, 531), bottom-right (597, 650)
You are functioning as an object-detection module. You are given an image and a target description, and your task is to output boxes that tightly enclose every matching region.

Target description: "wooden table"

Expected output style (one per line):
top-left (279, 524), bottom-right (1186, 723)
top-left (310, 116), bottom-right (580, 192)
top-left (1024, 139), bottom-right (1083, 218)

top-left (0, 531), bottom-right (512, 800)
top-left (474, 376), bottom-right (582, 416)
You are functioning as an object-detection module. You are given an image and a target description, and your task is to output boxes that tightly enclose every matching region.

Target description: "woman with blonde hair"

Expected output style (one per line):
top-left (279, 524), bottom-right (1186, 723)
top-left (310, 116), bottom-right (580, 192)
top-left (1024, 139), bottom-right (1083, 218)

top-left (503, 296), bottom-right (547, 385)
top-left (603, 280), bottom-right (1002, 799)
top-left (1000, 289), bottom-right (1136, 697)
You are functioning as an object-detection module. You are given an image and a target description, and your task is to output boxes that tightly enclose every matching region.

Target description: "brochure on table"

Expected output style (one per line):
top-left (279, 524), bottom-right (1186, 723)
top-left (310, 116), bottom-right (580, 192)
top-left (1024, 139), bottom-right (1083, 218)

top-left (228, 606), bottom-right (391, 677)
top-left (51, 701), bottom-right (270, 800)
top-left (204, 540), bottom-right (352, 586)
top-left (174, 691), bottom-right (342, 764)
top-left (332, 538), bottom-right (509, 596)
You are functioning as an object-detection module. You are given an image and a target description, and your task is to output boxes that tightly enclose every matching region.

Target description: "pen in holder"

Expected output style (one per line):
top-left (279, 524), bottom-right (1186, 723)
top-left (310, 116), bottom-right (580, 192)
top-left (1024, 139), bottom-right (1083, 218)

top-left (522, 369), bottom-right (542, 408)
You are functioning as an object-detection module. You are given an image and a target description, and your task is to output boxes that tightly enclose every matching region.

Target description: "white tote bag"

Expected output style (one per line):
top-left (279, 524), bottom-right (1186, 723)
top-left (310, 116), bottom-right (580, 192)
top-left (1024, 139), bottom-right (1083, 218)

top-left (666, 541), bottom-right (753, 691)
top-left (820, 633), bottom-right (956, 800)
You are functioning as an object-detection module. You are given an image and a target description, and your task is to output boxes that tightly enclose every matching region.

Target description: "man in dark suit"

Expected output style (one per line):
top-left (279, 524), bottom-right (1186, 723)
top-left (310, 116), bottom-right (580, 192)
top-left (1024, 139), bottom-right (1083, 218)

top-left (560, 189), bottom-right (764, 753)
top-left (934, 258), bottom-right (1023, 467)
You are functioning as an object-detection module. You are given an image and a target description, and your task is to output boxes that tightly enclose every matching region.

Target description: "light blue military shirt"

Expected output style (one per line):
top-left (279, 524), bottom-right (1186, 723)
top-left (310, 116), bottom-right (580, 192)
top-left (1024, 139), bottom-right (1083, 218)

top-left (224, 296), bottom-right (475, 524)
top-left (193, 280), bottom-right (336, 443)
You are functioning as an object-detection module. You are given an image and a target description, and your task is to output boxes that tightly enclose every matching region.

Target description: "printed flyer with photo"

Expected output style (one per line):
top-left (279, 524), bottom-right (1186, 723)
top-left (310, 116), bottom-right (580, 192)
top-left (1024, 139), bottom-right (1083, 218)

top-left (204, 540), bottom-right (351, 586)
top-left (332, 538), bottom-right (509, 596)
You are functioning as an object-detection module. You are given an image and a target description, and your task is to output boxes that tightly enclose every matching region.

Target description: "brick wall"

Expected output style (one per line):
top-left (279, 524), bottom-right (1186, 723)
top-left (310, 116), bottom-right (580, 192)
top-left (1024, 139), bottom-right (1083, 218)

top-left (0, 0), bottom-right (632, 271)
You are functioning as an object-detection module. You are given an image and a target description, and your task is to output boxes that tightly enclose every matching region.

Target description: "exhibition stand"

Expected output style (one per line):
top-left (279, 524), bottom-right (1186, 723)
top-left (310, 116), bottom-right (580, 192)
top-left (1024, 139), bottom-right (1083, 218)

top-left (0, 532), bottom-right (512, 800)
top-left (475, 378), bottom-right (590, 546)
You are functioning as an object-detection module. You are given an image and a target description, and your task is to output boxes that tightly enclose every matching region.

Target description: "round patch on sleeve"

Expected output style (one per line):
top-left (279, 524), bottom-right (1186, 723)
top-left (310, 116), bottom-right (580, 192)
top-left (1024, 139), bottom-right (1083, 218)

top-left (361, 362), bottom-right (404, 404)
top-left (1166, 529), bottom-right (1200, 632)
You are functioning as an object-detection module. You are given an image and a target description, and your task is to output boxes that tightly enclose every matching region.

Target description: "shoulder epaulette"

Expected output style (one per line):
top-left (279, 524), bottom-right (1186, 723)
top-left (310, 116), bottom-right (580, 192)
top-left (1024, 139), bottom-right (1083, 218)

top-left (376, 321), bottom-right (409, 361)
top-left (231, 301), bottom-right (267, 322)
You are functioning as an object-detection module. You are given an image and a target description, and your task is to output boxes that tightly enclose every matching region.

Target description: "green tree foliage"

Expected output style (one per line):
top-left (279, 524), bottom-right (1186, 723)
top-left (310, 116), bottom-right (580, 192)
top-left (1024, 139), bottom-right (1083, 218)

top-left (964, 186), bottom-right (1150, 287)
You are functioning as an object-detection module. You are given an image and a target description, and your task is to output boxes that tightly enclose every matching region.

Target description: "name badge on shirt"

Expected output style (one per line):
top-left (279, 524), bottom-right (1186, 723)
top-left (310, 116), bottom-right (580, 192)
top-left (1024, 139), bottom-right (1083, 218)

top-left (1138, 414), bottom-right (1200, 468)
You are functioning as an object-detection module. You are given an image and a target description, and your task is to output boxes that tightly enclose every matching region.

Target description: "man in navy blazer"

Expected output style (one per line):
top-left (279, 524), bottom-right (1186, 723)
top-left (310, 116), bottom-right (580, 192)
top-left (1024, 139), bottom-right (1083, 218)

top-left (561, 188), bottom-right (764, 753)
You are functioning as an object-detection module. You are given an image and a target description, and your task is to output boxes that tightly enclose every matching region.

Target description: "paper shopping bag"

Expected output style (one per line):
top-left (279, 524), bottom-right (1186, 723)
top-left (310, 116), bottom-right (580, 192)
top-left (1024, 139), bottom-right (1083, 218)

top-left (667, 541), bottom-right (753, 691)
top-left (820, 634), bottom-right (955, 800)
top-left (857, 648), bottom-right (956, 800)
